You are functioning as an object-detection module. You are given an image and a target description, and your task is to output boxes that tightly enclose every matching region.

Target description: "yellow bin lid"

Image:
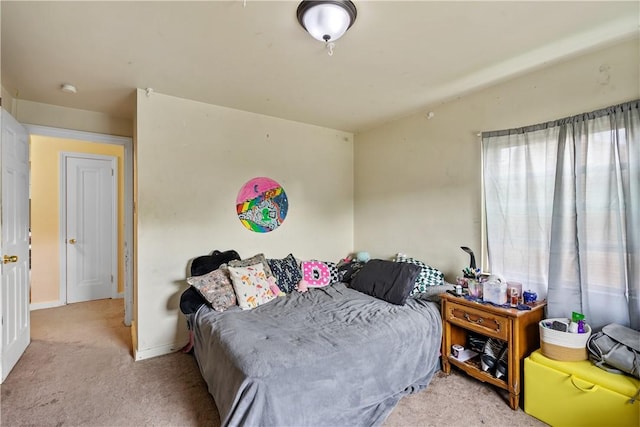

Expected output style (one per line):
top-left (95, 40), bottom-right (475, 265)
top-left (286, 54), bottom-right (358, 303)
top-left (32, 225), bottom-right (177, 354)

top-left (529, 349), bottom-right (640, 398)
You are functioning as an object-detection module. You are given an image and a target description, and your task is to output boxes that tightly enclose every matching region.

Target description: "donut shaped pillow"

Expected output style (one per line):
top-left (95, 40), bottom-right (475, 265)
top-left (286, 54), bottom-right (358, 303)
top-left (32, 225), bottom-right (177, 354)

top-left (301, 261), bottom-right (332, 288)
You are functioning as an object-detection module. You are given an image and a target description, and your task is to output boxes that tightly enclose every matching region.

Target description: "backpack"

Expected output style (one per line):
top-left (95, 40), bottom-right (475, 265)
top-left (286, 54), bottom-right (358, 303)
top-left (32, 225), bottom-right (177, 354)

top-left (180, 249), bottom-right (240, 314)
top-left (587, 323), bottom-right (640, 403)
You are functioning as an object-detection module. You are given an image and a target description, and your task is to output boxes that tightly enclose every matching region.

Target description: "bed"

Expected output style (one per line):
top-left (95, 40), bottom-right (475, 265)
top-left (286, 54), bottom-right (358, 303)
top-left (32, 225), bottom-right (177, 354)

top-left (188, 272), bottom-right (444, 427)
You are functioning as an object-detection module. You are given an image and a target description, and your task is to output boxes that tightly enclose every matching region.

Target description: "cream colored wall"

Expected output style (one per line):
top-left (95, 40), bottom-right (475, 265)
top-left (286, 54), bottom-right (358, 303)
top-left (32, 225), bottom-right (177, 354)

top-left (134, 90), bottom-right (353, 359)
top-left (15, 100), bottom-right (133, 137)
top-left (30, 136), bottom-right (125, 304)
top-left (354, 38), bottom-right (639, 282)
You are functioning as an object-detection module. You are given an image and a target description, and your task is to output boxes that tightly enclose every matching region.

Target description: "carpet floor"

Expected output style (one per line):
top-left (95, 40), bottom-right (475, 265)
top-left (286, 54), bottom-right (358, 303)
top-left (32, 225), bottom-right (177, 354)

top-left (1, 299), bottom-right (547, 426)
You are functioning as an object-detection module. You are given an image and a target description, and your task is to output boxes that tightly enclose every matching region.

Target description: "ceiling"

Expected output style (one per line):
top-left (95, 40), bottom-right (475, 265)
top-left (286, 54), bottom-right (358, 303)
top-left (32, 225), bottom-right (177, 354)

top-left (2, 1), bottom-right (638, 133)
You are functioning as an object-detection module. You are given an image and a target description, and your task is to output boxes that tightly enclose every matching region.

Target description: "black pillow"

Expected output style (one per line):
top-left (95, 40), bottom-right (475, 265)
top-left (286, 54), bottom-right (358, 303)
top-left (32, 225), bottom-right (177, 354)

top-left (349, 259), bottom-right (421, 306)
top-left (190, 249), bottom-right (240, 276)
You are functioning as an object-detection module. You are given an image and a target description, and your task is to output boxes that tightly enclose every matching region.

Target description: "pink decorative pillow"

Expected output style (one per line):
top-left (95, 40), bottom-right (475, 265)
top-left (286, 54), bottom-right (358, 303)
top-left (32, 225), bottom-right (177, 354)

top-left (301, 260), bottom-right (332, 287)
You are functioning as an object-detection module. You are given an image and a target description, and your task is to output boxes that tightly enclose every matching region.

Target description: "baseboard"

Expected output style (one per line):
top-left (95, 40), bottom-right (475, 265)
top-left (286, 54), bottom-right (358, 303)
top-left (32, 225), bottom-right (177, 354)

top-left (30, 301), bottom-right (64, 311)
top-left (134, 342), bottom-right (185, 361)
top-left (31, 296), bottom-right (123, 311)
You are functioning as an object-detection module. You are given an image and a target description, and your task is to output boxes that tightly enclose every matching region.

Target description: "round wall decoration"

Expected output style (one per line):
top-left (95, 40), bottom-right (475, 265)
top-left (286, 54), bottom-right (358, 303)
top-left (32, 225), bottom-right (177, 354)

top-left (236, 177), bottom-right (288, 233)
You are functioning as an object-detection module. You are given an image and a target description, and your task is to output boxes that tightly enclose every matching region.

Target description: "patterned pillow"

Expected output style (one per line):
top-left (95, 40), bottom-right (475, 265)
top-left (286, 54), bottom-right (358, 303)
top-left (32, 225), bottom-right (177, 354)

top-left (228, 263), bottom-right (276, 310)
top-left (301, 260), bottom-right (339, 288)
top-left (228, 253), bottom-right (274, 278)
top-left (394, 256), bottom-right (445, 294)
top-left (337, 261), bottom-right (365, 283)
top-left (186, 266), bottom-right (236, 312)
top-left (326, 261), bottom-right (340, 283)
top-left (267, 254), bottom-right (302, 293)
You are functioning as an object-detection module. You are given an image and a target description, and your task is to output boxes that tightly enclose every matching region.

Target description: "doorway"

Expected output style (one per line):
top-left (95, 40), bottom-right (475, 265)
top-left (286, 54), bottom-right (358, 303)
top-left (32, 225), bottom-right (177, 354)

top-left (26, 126), bottom-right (133, 325)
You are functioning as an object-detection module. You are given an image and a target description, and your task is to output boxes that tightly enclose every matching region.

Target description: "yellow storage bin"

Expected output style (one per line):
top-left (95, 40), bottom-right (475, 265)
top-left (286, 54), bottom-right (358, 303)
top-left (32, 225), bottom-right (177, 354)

top-left (525, 349), bottom-right (640, 427)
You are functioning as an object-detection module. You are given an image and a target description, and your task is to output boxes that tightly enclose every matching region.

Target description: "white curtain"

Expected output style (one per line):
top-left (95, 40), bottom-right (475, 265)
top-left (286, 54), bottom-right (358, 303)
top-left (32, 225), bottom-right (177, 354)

top-left (482, 100), bottom-right (639, 330)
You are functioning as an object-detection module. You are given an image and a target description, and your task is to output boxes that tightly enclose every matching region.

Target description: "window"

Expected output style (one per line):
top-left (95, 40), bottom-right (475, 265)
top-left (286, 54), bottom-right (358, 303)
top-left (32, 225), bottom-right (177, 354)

top-left (482, 100), bottom-right (639, 329)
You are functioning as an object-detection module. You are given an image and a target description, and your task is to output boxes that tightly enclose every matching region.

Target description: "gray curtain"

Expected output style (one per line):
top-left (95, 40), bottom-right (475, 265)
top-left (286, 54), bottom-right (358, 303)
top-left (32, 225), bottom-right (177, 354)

top-left (483, 100), bottom-right (639, 330)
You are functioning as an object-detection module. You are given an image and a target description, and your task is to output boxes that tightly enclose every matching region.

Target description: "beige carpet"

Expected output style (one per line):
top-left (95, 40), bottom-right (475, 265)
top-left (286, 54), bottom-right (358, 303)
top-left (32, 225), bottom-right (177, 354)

top-left (1, 299), bottom-right (547, 427)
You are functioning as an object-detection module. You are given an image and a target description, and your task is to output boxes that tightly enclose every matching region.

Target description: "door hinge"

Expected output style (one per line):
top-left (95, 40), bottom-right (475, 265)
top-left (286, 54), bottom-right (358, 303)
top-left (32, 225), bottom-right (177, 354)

top-left (112, 168), bottom-right (114, 176)
top-left (111, 274), bottom-right (114, 283)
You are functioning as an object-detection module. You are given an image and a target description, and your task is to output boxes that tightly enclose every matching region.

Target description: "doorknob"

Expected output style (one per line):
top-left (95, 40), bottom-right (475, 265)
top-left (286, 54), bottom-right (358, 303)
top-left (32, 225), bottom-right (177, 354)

top-left (3, 255), bottom-right (18, 264)
top-left (68, 239), bottom-right (76, 245)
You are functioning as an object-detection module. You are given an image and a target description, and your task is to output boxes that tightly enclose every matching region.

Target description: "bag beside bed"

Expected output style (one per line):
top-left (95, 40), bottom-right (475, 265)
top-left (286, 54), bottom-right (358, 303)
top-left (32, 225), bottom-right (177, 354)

top-left (180, 249), bottom-right (240, 314)
top-left (587, 323), bottom-right (640, 379)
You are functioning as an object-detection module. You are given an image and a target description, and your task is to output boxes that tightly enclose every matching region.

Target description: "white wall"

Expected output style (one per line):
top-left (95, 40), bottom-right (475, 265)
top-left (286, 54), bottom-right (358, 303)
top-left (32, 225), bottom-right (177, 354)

top-left (135, 89), bottom-right (353, 359)
top-left (354, 38), bottom-right (639, 282)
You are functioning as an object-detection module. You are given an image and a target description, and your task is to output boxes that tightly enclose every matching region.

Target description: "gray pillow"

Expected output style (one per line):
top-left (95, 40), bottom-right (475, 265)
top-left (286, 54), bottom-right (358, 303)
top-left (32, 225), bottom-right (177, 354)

top-left (186, 266), bottom-right (237, 312)
top-left (228, 253), bottom-right (273, 277)
top-left (413, 283), bottom-right (456, 302)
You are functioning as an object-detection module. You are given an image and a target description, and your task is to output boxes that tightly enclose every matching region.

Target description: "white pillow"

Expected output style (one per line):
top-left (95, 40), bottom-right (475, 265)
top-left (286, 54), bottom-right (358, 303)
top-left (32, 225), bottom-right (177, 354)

top-left (228, 262), bottom-right (276, 310)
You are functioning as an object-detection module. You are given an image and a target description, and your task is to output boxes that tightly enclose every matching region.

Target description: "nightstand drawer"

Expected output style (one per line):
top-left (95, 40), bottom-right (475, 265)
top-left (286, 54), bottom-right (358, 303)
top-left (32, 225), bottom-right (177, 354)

top-left (445, 302), bottom-right (509, 340)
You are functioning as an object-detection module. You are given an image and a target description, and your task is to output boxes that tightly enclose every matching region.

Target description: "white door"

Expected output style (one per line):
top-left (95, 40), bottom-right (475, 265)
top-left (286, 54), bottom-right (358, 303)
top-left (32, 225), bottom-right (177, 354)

top-left (1, 109), bottom-right (30, 383)
top-left (65, 155), bottom-right (116, 303)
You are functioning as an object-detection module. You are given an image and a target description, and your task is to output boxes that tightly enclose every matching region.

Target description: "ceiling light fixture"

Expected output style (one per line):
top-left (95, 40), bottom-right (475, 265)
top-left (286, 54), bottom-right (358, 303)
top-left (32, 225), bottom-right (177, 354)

top-left (60, 83), bottom-right (77, 94)
top-left (297, 0), bottom-right (357, 56)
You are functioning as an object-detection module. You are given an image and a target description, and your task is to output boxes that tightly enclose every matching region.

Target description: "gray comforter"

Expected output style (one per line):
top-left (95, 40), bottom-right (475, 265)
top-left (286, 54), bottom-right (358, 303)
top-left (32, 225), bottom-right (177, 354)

top-left (192, 282), bottom-right (442, 427)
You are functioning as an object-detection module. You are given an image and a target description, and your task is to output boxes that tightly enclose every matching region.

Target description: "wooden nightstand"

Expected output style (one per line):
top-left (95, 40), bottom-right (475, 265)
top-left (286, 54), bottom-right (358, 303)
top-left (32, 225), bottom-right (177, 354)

top-left (440, 293), bottom-right (546, 410)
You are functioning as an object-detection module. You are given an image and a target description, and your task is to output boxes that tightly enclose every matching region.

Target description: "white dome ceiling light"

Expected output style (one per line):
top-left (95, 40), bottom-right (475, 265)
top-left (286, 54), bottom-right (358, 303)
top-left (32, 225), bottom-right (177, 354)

top-left (297, 1), bottom-right (357, 56)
